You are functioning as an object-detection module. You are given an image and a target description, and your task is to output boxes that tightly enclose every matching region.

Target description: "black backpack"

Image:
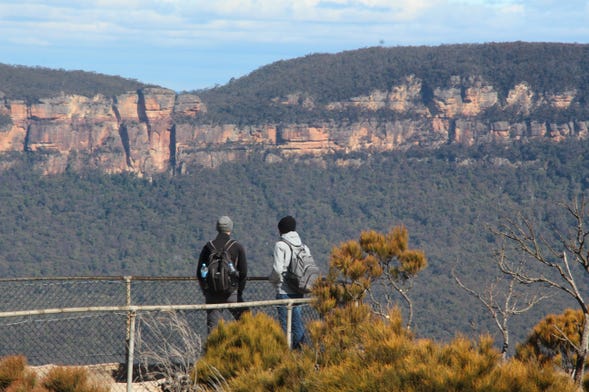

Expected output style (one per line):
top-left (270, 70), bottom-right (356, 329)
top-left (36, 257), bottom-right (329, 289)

top-left (205, 240), bottom-right (239, 294)
top-left (281, 239), bottom-right (320, 294)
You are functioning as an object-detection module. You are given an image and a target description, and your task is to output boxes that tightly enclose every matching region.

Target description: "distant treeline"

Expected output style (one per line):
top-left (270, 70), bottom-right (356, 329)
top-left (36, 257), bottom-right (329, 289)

top-left (2, 42), bottom-right (588, 122)
top-left (194, 42), bottom-right (589, 124)
top-left (0, 64), bottom-right (153, 102)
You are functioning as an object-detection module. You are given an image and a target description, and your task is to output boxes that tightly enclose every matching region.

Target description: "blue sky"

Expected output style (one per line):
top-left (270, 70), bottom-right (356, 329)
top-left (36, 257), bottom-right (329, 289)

top-left (0, 0), bottom-right (587, 92)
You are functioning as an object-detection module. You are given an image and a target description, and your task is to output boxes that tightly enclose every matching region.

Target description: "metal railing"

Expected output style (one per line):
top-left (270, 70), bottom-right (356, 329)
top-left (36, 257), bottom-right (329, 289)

top-left (0, 276), bottom-right (316, 391)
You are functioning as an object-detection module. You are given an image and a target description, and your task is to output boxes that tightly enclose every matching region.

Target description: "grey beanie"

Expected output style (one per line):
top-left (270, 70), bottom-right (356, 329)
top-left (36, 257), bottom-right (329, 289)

top-left (216, 216), bottom-right (233, 233)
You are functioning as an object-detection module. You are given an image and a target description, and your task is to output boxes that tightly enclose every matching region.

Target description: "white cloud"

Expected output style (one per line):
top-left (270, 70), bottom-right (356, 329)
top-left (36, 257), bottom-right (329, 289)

top-left (0, 0), bottom-right (586, 90)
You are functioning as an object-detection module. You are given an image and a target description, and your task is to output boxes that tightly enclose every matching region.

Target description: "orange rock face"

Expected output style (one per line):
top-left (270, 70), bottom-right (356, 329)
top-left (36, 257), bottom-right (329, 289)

top-left (0, 76), bottom-right (586, 175)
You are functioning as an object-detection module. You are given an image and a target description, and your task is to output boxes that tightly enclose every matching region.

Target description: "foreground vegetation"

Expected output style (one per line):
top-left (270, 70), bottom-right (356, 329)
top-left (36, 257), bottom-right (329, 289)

top-left (0, 355), bottom-right (108, 392)
top-left (192, 227), bottom-right (585, 391)
top-left (194, 312), bottom-right (579, 391)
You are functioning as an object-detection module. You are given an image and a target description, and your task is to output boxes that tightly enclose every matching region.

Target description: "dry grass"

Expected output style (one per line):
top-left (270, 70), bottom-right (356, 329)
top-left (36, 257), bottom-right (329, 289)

top-left (30, 364), bottom-right (160, 392)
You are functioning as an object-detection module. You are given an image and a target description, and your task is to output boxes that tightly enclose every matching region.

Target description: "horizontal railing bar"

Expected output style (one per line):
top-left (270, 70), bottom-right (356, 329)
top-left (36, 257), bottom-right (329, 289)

top-left (0, 275), bottom-right (270, 282)
top-left (0, 298), bottom-right (313, 318)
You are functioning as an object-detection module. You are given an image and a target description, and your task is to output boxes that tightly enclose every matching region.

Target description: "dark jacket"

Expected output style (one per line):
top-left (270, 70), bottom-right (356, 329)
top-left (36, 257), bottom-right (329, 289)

top-left (197, 232), bottom-right (247, 299)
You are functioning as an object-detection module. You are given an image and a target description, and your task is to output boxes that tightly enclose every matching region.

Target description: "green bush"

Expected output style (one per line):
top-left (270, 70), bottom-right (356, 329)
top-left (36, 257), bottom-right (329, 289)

top-left (194, 312), bottom-right (293, 389)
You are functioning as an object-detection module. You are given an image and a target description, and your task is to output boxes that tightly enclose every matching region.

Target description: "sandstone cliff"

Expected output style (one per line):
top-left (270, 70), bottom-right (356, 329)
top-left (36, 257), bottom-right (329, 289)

top-left (0, 76), bottom-right (587, 175)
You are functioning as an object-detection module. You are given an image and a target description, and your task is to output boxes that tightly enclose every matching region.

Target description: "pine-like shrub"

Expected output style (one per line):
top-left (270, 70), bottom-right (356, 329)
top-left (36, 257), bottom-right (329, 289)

top-left (516, 309), bottom-right (587, 372)
top-left (193, 312), bottom-right (293, 389)
top-left (304, 308), bottom-right (576, 391)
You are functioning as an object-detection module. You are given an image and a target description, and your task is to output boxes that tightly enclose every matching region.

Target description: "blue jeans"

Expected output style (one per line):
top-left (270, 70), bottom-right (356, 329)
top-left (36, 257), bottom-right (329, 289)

top-left (277, 293), bottom-right (306, 349)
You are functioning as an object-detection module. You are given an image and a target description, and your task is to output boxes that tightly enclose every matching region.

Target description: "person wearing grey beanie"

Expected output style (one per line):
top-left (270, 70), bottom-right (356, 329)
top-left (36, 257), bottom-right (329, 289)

top-left (197, 215), bottom-right (248, 333)
top-left (216, 216), bottom-right (233, 233)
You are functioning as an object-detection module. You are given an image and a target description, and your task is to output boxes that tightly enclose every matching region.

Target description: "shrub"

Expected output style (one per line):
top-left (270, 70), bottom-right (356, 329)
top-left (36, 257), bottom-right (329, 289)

top-left (5, 371), bottom-right (42, 392)
top-left (41, 367), bottom-right (108, 392)
top-left (135, 310), bottom-right (203, 392)
top-left (516, 308), bottom-right (586, 373)
top-left (193, 312), bottom-right (292, 389)
top-left (304, 312), bottom-right (576, 391)
top-left (0, 356), bottom-right (28, 391)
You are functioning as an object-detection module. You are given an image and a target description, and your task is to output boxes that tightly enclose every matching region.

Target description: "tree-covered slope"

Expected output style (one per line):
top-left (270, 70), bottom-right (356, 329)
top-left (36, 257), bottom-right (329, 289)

top-left (1, 139), bottom-right (588, 345)
top-left (195, 42), bottom-right (589, 123)
top-left (0, 64), bottom-right (154, 102)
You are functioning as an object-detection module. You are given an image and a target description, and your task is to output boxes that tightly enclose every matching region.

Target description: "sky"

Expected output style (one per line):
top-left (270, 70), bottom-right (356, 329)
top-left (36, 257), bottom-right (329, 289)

top-left (0, 0), bottom-right (588, 92)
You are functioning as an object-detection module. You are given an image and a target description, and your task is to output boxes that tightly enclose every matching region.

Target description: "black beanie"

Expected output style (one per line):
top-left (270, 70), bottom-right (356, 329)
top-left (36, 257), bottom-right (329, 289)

top-left (278, 216), bottom-right (296, 234)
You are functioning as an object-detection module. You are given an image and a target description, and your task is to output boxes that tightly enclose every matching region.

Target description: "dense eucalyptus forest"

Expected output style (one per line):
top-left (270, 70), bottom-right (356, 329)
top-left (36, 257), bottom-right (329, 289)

top-left (1, 138), bottom-right (587, 347)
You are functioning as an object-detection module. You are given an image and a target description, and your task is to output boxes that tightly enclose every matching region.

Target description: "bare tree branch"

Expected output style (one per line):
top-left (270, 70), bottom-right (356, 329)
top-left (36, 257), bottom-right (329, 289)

top-left (135, 310), bottom-right (204, 392)
top-left (452, 255), bottom-right (548, 360)
top-left (494, 195), bottom-right (589, 387)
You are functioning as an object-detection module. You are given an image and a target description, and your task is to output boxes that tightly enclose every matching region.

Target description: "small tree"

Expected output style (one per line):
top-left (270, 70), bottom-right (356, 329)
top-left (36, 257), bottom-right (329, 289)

top-left (303, 228), bottom-right (576, 391)
top-left (453, 256), bottom-right (549, 360)
top-left (313, 225), bottom-right (426, 328)
top-left (516, 309), bottom-right (588, 373)
top-left (494, 196), bottom-right (589, 388)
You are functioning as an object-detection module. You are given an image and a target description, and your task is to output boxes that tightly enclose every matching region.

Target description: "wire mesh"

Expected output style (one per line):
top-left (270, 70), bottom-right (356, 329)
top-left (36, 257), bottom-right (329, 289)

top-left (0, 277), bottom-right (318, 368)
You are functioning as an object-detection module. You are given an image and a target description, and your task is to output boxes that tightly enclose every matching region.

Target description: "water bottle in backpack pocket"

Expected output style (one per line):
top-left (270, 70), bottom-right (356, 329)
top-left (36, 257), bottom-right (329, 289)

top-left (200, 263), bottom-right (209, 290)
top-left (205, 240), bottom-right (239, 294)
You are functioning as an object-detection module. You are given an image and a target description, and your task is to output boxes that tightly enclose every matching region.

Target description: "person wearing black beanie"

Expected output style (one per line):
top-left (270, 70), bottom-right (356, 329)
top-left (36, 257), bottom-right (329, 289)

top-left (269, 215), bottom-right (309, 349)
top-left (278, 215), bottom-right (296, 234)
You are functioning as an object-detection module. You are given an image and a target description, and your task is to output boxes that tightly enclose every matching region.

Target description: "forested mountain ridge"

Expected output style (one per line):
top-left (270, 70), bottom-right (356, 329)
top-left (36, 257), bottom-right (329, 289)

top-left (196, 41), bottom-right (589, 122)
top-left (0, 63), bottom-right (152, 102)
top-left (1, 41), bottom-right (588, 176)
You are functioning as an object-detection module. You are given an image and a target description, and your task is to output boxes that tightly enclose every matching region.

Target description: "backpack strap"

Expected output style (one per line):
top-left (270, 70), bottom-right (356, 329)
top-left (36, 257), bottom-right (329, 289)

top-left (224, 239), bottom-right (236, 252)
top-left (206, 239), bottom-right (237, 263)
top-left (280, 239), bottom-right (300, 269)
top-left (207, 239), bottom-right (236, 252)
top-left (224, 239), bottom-right (237, 267)
top-left (207, 241), bottom-right (216, 251)
top-left (281, 238), bottom-right (304, 251)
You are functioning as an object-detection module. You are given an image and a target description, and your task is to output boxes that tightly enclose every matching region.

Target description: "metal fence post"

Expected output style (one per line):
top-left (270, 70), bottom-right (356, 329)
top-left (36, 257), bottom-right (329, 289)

top-left (125, 277), bottom-right (133, 392)
top-left (126, 310), bottom-right (137, 392)
top-left (125, 276), bottom-right (132, 308)
top-left (286, 301), bottom-right (293, 349)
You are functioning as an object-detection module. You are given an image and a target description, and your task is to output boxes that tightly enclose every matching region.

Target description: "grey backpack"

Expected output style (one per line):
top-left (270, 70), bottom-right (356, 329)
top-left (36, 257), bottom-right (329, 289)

top-left (281, 239), bottom-right (320, 294)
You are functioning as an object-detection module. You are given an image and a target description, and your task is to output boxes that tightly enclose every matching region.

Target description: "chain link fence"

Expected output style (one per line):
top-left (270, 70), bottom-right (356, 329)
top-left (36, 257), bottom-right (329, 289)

top-left (0, 276), bottom-right (317, 390)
